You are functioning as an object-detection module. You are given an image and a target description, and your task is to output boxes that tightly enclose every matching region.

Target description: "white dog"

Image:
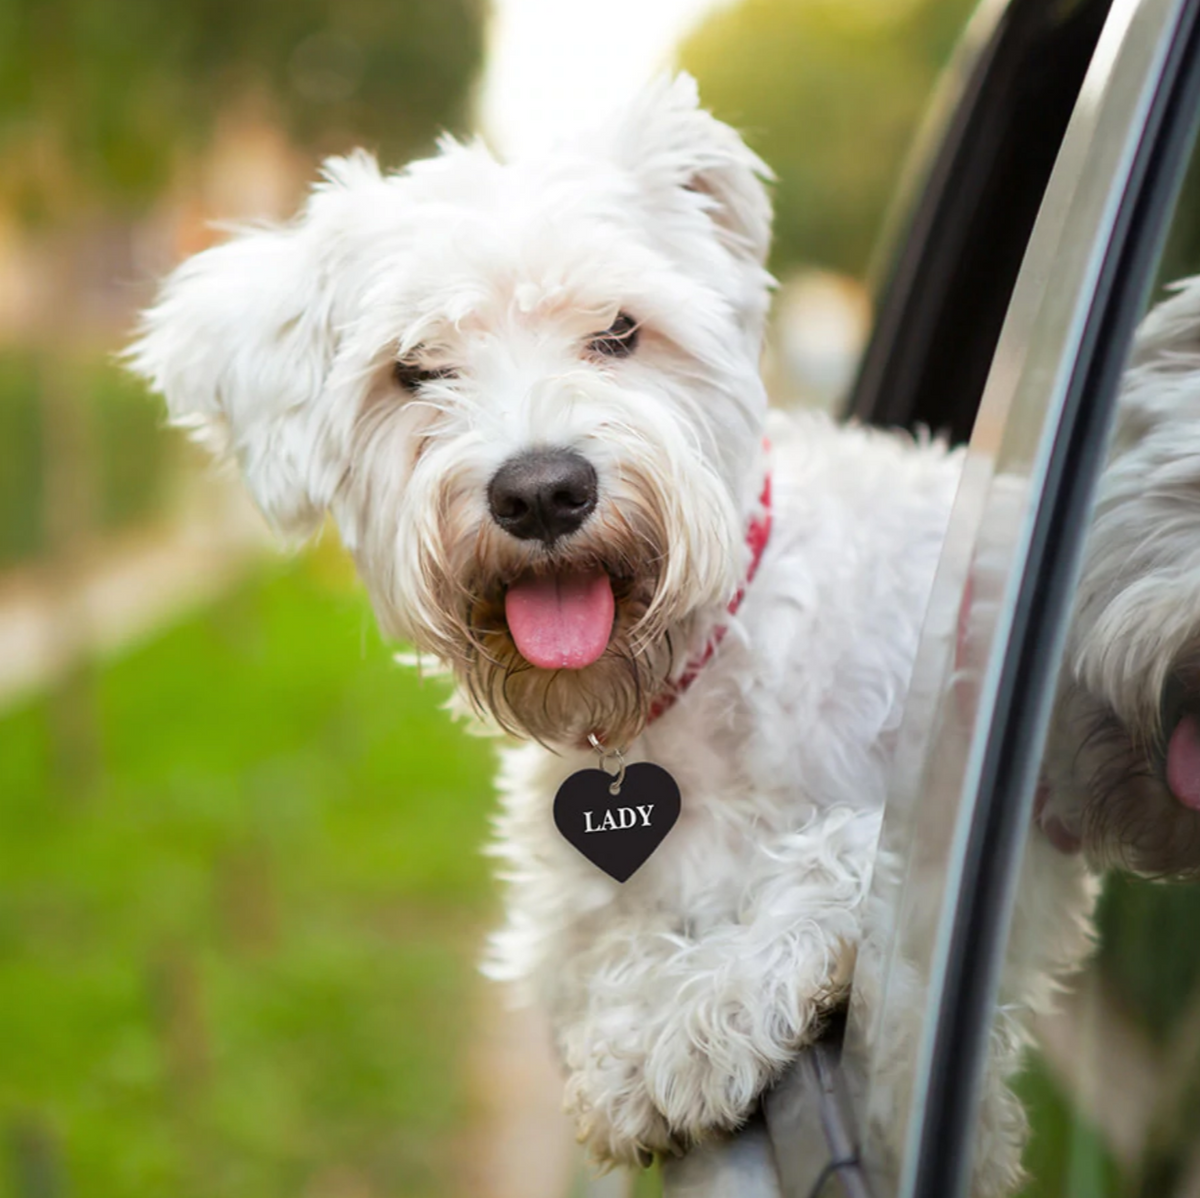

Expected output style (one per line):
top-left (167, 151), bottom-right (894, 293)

top-left (129, 76), bottom-right (1103, 1193)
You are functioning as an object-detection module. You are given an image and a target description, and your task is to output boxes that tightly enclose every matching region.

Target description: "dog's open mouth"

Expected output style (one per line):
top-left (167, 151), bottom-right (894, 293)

top-left (503, 568), bottom-right (616, 670)
top-left (1167, 716), bottom-right (1200, 809)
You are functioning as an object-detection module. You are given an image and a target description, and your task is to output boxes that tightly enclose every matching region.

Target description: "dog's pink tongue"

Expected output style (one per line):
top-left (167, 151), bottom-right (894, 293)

top-left (1168, 714), bottom-right (1200, 810)
top-left (504, 570), bottom-right (614, 670)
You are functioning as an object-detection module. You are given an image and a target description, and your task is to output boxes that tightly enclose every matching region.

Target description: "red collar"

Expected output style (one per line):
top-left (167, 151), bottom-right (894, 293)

top-left (643, 460), bottom-right (773, 728)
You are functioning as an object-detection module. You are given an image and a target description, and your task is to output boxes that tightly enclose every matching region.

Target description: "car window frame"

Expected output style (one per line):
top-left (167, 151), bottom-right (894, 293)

top-left (880, 1), bottom-right (1200, 1195)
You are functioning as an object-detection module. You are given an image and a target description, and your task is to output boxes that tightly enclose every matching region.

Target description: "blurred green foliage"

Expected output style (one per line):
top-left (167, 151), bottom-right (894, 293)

top-left (1010, 874), bottom-right (1200, 1198)
top-left (1096, 874), bottom-right (1200, 1042)
top-left (0, 0), bottom-right (486, 221)
top-left (679, 0), bottom-right (975, 278)
top-left (1016, 1055), bottom-right (1122, 1198)
top-left (0, 354), bottom-right (43, 566)
top-left (0, 354), bottom-right (171, 567)
top-left (0, 557), bottom-right (495, 1198)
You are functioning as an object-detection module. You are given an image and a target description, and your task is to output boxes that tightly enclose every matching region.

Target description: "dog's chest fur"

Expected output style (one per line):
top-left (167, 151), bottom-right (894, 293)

top-left (486, 411), bottom-right (963, 990)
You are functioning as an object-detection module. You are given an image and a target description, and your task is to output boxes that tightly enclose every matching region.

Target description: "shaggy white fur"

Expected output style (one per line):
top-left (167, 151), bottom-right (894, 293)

top-left (127, 75), bottom-right (1118, 1193)
top-left (1041, 276), bottom-right (1200, 878)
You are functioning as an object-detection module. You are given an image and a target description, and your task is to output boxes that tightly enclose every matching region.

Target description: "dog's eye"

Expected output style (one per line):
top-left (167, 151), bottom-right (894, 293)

top-left (587, 312), bottom-right (639, 359)
top-left (394, 360), bottom-right (456, 392)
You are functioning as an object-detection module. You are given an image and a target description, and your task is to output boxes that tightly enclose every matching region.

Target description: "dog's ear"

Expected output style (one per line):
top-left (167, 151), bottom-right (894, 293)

top-left (608, 73), bottom-right (773, 269)
top-left (126, 151), bottom-right (386, 538)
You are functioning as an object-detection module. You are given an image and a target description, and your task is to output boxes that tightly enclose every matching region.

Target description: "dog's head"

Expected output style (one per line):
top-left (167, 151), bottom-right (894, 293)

top-left (128, 75), bottom-right (774, 745)
top-left (1039, 279), bottom-right (1200, 876)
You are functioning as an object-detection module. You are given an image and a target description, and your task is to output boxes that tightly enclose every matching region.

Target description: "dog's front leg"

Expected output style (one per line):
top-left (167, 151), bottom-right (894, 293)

top-left (561, 806), bottom-right (877, 1165)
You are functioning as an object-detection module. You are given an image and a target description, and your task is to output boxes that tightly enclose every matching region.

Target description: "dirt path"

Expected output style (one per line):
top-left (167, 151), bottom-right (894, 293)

top-left (462, 994), bottom-right (579, 1198)
top-left (462, 987), bottom-right (634, 1198)
top-left (0, 480), bottom-right (268, 710)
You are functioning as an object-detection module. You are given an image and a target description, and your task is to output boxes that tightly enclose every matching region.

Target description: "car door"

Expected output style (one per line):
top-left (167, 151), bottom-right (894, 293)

top-left (844, 0), bottom-right (1200, 1196)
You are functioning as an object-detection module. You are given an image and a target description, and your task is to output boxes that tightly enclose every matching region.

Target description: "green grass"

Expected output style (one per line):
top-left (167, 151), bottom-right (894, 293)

top-left (1016, 1055), bottom-right (1123, 1198)
top-left (1095, 873), bottom-right (1200, 1043)
top-left (0, 552), bottom-right (496, 1198)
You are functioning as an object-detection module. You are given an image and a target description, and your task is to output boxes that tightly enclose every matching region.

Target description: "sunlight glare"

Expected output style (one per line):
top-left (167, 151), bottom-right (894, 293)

top-left (477, 0), bottom-right (731, 156)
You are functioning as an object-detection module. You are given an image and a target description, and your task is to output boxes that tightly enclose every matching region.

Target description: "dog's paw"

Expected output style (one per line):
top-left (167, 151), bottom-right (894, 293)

top-left (562, 1001), bottom-right (783, 1164)
top-left (641, 1013), bottom-right (779, 1142)
top-left (563, 1027), bottom-right (681, 1166)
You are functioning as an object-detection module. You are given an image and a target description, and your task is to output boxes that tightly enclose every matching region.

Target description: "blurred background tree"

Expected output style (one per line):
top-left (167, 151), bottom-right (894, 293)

top-left (0, 0), bottom-right (485, 561)
top-left (0, 0), bottom-right (484, 222)
top-left (680, 0), bottom-right (975, 280)
top-left (0, 0), bottom-right (487, 787)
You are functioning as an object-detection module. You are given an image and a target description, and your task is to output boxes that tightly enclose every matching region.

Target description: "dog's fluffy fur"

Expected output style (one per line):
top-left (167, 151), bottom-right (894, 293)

top-left (1041, 277), bottom-right (1200, 878)
top-left (128, 75), bottom-right (1200, 1193)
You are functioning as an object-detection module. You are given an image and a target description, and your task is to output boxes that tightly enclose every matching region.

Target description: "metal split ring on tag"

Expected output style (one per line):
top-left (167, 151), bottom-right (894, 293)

top-left (587, 733), bottom-right (627, 795)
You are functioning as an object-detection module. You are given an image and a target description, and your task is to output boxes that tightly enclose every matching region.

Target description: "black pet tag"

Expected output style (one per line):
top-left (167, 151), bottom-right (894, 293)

top-left (554, 740), bottom-right (681, 882)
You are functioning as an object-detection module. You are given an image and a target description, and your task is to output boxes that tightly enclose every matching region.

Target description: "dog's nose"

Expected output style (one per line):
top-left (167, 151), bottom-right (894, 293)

top-left (488, 449), bottom-right (598, 543)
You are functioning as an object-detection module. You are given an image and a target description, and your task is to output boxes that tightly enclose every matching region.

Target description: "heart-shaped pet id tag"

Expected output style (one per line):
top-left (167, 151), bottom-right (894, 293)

top-left (554, 742), bottom-right (681, 882)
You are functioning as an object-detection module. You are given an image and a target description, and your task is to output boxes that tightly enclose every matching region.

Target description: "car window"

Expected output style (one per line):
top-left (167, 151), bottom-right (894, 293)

top-left (841, 1), bottom-right (1200, 1196)
top-left (977, 19), bottom-right (1200, 1198)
